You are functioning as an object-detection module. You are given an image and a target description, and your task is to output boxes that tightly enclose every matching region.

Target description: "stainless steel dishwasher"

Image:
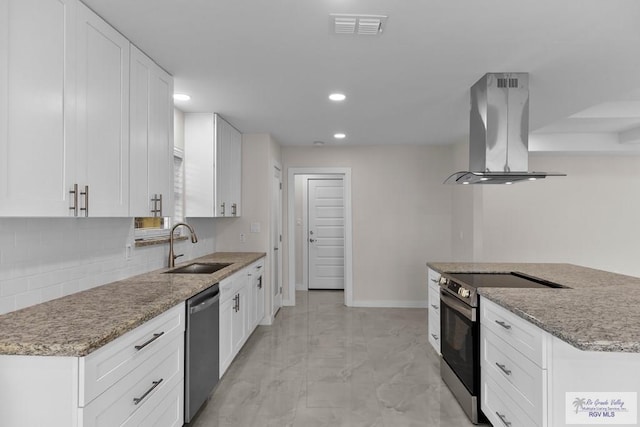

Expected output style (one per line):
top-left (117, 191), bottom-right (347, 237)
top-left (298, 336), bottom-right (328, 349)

top-left (185, 284), bottom-right (220, 423)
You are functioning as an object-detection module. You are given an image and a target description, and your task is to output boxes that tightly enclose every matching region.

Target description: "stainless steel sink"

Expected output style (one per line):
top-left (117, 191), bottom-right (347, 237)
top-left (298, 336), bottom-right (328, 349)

top-left (165, 262), bottom-right (232, 274)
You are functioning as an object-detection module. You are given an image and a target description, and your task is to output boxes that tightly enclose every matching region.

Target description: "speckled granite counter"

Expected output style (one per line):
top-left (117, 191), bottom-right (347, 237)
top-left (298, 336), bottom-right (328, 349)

top-left (0, 252), bottom-right (265, 357)
top-left (427, 262), bottom-right (640, 353)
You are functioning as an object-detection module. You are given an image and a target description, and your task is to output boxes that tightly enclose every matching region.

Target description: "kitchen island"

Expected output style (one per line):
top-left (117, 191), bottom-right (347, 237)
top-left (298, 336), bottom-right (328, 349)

top-left (428, 262), bottom-right (640, 426)
top-left (428, 262), bottom-right (640, 352)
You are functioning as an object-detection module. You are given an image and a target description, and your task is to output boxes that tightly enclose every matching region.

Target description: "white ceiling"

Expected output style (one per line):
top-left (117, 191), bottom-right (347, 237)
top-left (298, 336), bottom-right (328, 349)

top-left (82, 0), bottom-right (640, 147)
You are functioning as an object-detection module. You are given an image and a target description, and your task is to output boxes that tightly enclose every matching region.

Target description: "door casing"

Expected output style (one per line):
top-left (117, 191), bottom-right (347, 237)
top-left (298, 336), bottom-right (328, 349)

top-left (286, 167), bottom-right (353, 307)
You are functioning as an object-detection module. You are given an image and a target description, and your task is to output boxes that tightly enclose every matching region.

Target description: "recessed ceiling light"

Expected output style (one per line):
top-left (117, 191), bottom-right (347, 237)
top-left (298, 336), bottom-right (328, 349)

top-left (173, 93), bottom-right (191, 101)
top-left (462, 181), bottom-right (470, 185)
top-left (334, 133), bottom-right (346, 139)
top-left (505, 181), bottom-right (513, 185)
top-left (329, 93), bottom-right (346, 101)
top-left (528, 177), bottom-right (537, 181)
top-left (480, 177), bottom-right (490, 181)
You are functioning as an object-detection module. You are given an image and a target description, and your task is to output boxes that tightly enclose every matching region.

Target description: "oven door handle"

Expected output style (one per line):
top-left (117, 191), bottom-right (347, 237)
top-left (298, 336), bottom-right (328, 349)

top-left (440, 290), bottom-right (476, 322)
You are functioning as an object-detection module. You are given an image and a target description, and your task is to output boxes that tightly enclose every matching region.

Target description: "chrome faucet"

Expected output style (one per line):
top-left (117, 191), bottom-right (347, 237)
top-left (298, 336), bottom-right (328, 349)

top-left (168, 222), bottom-right (198, 268)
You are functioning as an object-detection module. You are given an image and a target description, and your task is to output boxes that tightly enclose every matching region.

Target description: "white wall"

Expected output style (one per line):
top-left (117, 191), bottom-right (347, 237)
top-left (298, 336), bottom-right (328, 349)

top-left (0, 217), bottom-right (216, 315)
top-left (282, 145), bottom-right (454, 307)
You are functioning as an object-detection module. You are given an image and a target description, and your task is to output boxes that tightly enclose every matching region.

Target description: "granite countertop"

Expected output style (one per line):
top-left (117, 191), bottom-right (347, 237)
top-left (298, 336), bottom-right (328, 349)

top-left (0, 252), bottom-right (265, 357)
top-left (427, 262), bottom-right (640, 353)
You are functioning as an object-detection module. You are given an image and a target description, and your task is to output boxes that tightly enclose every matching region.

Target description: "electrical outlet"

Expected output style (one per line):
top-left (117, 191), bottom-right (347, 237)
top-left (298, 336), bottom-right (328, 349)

top-left (125, 244), bottom-right (132, 261)
top-left (240, 233), bottom-right (246, 243)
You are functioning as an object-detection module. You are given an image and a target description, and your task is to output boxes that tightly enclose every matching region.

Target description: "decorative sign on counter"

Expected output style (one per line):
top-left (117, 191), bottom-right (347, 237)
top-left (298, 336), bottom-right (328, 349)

top-left (566, 392), bottom-right (637, 425)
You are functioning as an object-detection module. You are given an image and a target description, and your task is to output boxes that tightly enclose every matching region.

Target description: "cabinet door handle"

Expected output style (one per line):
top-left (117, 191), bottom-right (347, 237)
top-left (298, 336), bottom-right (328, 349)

top-left (158, 193), bottom-right (162, 217)
top-left (80, 185), bottom-right (89, 217)
top-left (430, 333), bottom-right (439, 341)
top-left (133, 379), bottom-right (163, 405)
top-left (495, 320), bottom-right (511, 330)
top-left (430, 278), bottom-right (439, 283)
top-left (134, 332), bottom-right (165, 351)
top-left (495, 362), bottom-right (512, 376)
top-left (430, 304), bottom-right (438, 310)
top-left (258, 277), bottom-right (262, 289)
top-left (495, 411), bottom-right (512, 427)
top-left (220, 202), bottom-right (226, 216)
top-left (232, 203), bottom-right (237, 216)
top-left (69, 184), bottom-right (78, 216)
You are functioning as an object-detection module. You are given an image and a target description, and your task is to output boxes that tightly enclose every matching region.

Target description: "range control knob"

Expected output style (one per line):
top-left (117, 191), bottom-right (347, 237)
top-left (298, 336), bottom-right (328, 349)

top-left (439, 276), bottom-right (447, 286)
top-left (458, 288), bottom-right (471, 298)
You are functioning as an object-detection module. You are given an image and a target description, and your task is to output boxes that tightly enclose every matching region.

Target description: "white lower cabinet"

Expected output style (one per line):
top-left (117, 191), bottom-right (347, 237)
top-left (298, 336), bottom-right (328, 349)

top-left (482, 296), bottom-right (640, 427)
top-left (219, 258), bottom-right (266, 378)
top-left (481, 297), bottom-right (546, 427)
top-left (0, 303), bottom-right (185, 427)
top-left (250, 259), bottom-right (266, 329)
top-left (427, 268), bottom-right (441, 355)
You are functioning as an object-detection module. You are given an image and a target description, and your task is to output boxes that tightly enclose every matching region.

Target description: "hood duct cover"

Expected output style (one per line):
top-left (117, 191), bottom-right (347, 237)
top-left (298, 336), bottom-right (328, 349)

top-left (445, 73), bottom-right (565, 184)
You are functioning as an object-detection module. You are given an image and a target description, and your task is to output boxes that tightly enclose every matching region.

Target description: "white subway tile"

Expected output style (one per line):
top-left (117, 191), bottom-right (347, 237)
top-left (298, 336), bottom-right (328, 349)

top-left (15, 290), bottom-right (42, 311)
top-left (1, 277), bottom-right (28, 297)
top-left (62, 281), bottom-right (80, 297)
top-left (41, 285), bottom-right (63, 302)
top-left (0, 296), bottom-right (15, 315)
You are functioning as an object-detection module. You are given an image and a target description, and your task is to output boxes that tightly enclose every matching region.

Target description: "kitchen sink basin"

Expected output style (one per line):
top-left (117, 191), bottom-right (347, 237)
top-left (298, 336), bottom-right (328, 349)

top-left (165, 262), bottom-right (232, 274)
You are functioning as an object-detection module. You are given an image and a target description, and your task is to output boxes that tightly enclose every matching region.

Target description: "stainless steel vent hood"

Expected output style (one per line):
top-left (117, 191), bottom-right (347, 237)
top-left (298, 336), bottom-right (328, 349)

top-left (445, 72), bottom-right (565, 184)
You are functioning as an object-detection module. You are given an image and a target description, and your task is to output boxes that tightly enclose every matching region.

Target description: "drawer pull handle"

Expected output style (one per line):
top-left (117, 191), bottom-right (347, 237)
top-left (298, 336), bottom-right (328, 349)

top-left (495, 362), bottom-right (512, 376)
top-left (431, 333), bottom-right (439, 341)
top-left (133, 378), bottom-right (163, 405)
top-left (495, 411), bottom-right (512, 427)
top-left (430, 304), bottom-right (438, 310)
top-left (134, 332), bottom-right (164, 351)
top-left (495, 320), bottom-right (512, 330)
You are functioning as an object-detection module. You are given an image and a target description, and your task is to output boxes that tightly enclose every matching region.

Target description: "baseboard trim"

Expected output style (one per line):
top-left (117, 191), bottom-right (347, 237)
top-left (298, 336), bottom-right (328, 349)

top-left (295, 283), bottom-right (306, 291)
top-left (351, 300), bottom-right (428, 308)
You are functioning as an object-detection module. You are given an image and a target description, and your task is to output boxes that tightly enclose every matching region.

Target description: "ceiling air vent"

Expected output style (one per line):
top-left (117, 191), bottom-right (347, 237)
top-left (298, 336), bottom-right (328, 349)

top-left (330, 14), bottom-right (388, 36)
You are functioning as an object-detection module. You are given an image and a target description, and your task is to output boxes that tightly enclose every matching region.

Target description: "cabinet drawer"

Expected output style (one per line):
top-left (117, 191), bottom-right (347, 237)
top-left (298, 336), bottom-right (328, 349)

top-left (428, 310), bottom-right (440, 355)
top-left (80, 303), bottom-right (184, 406)
top-left (482, 370), bottom-right (539, 427)
top-left (482, 326), bottom-right (545, 424)
top-left (79, 333), bottom-right (183, 427)
top-left (427, 269), bottom-right (441, 289)
top-left (481, 297), bottom-right (546, 367)
top-left (121, 376), bottom-right (183, 427)
top-left (428, 287), bottom-right (440, 314)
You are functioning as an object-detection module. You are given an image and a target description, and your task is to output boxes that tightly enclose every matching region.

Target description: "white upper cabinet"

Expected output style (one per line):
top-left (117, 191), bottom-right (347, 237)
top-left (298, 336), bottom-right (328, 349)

top-left (0, 0), bottom-right (76, 216)
top-left (217, 115), bottom-right (242, 217)
top-left (185, 113), bottom-right (242, 217)
top-left (129, 45), bottom-right (174, 218)
top-left (0, 0), bottom-right (131, 217)
top-left (75, 2), bottom-right (129, 217)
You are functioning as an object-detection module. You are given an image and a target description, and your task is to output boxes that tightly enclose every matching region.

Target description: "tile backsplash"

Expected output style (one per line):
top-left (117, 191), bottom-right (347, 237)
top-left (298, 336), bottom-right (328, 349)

top-left (0, 217), bottom-right (216, 315)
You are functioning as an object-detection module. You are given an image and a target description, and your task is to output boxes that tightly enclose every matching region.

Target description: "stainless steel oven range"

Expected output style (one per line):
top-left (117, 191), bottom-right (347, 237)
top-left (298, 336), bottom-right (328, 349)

top-left (439, 272), bottom-right (564, 424)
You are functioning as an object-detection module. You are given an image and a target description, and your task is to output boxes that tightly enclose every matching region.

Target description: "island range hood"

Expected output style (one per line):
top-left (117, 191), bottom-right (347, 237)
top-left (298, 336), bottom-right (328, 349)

top-left (444, 72), bottom-right (565, 184)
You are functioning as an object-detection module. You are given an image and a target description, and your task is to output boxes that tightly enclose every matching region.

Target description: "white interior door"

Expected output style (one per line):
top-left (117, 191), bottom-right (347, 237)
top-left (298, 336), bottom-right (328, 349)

top-left (272, 166), bottom-right (283, 315)
top-left (308, 179), bottom-right (345, 290)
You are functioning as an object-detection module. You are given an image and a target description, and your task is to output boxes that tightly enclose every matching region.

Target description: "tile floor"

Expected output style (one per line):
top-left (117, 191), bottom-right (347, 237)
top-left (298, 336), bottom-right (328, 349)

top-left (190, 291), bottom-right (477, 427)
